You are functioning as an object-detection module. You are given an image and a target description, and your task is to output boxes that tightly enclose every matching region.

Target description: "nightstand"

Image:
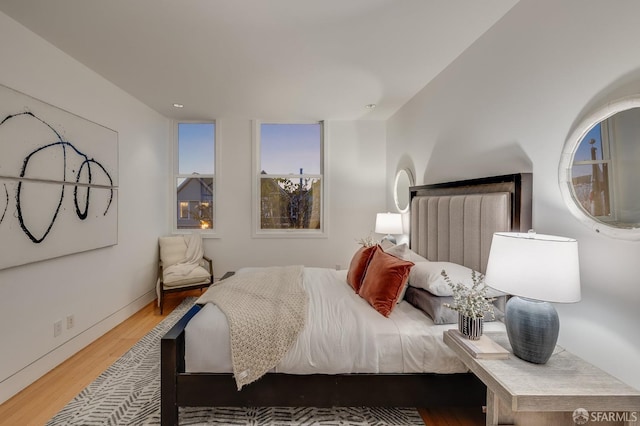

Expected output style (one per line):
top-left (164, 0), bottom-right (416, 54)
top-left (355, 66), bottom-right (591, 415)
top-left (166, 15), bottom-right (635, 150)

top-left (444, 331), bottom-right (640, 426)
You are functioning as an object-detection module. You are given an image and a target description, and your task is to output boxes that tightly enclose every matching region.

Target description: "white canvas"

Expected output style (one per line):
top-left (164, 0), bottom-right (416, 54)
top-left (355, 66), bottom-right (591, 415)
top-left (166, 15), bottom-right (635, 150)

top-left (0, 84), bottom-right (118, 269)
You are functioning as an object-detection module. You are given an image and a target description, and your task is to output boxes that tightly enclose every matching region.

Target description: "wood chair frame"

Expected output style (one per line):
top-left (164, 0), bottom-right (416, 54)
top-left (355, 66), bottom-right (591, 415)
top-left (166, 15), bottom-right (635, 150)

top-left (158, 255), bottom-right (213, 314)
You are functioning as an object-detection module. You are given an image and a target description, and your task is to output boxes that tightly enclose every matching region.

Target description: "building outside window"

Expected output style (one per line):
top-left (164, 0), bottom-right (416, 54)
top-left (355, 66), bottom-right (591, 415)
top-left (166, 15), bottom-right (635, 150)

top-left (254, 122), bottom-right (324, 236)
top-left (174, 122), bottom-right (217, 232)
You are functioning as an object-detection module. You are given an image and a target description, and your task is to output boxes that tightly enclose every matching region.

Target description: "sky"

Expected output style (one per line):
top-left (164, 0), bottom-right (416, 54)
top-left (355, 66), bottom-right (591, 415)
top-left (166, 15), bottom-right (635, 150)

top-left (260, 123), bottom-right (320, 175)
top-left (574, 122), bottom-right (603, 163)
top-left (178, 123), bottom-right (215, 174)
top-left (571, 122), bottom-right (604, 179)
top-left (178, 122), bottom-right (321, 176)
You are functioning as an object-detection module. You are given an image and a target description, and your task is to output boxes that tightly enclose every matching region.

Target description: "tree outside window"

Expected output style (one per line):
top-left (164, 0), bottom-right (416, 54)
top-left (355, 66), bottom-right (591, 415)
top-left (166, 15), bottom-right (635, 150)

top-left (256, 122), bottom-right (324, 235)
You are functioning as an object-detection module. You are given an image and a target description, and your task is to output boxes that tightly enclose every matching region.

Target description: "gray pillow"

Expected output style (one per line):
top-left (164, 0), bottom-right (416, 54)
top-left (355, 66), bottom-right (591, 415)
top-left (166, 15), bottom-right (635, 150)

top-left (404, 286), bottom-right (457, 324)
top-left (404, 286), bottom-right (503, 324)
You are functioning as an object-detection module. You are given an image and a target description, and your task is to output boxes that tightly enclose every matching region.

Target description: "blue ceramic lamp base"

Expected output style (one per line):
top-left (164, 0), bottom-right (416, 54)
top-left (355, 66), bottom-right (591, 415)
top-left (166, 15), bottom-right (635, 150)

top-left (504, 296), bottom-right (560, 364)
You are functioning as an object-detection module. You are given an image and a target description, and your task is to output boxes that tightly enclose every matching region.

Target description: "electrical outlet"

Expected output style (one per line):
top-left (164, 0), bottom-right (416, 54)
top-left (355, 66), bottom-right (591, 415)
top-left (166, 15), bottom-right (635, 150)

top-left (54, 320), bottom-right (62, 337)
top-left (66, 315), bottom-right (74, 330)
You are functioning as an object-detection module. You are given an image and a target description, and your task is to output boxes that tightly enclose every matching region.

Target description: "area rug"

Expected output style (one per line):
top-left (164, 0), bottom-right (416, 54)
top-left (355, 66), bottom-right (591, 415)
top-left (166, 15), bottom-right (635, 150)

top-left (47, 297), bottom-right (425, 425)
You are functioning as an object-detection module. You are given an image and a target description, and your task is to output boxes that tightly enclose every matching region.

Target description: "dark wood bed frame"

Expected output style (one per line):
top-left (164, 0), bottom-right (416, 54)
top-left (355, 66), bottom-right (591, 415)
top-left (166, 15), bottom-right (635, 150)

top-left (161, 173), bottom-right (532, 425)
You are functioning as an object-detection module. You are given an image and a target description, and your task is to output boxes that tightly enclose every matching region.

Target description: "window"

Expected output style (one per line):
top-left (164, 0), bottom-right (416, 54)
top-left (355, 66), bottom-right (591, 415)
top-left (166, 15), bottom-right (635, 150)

top-left (174, 122), bottom-right (217, 232)
top-left (570, 121), bottom-right (612, 220)
top-left (253, 122), bottom-right (325, 236)
top-left (179, 201), bottom-right (190, 219)
top-left (561, 98), bottom-right (640, 239)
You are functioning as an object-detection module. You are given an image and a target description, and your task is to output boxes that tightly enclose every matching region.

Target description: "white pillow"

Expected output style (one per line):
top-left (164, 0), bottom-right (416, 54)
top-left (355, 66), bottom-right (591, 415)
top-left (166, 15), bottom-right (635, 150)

top-left (384, 243), bottom-right (428, 263)
top-left (408, 261), bottom-right (505, 298)
top-left (159, 236), bottom-right (188, 267)
top-left (379, 239), bottom-right (396, 250)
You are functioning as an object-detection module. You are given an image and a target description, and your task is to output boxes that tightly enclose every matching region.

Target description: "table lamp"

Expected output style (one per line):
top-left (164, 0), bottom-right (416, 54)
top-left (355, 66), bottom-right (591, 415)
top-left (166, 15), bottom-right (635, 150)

top-left (484, 231), bottom-right (581, 364)
top-left (375, 212), bottom-right (403, 244)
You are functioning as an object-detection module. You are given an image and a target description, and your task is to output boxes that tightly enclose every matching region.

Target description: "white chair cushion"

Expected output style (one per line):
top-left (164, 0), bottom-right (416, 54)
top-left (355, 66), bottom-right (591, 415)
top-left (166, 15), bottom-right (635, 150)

top-left (159, 236), bottom-right (188, 267)
top-left (162, 265), bottom-right (211, 288)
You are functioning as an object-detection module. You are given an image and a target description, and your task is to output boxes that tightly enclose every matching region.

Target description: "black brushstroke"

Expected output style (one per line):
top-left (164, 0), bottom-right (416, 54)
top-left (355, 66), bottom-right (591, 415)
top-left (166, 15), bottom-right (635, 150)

top-left (74, 158), bottom-right (114, 219)
top-left (15, 179), bottom-right (65, 243)
top-left (1, 111), bottom-right (114, 244)
top-left (0, 183), bottom-right (8, 225)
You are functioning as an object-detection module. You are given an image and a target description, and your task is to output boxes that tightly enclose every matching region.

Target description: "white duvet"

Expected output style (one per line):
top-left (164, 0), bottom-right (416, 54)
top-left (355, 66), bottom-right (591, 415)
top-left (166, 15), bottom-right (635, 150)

top-left (184, 267), bottom-right (505, 374)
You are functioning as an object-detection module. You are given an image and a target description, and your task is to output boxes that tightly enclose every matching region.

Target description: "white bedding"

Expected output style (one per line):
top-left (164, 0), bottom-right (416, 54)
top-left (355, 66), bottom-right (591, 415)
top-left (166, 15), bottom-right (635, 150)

top-left (184, 267), bottom-right (505, 374)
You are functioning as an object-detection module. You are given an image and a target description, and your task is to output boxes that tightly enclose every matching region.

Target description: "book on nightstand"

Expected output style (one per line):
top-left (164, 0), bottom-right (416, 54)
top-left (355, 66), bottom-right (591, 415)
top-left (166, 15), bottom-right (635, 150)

top-left (445, 329), bottom-right (510, 359)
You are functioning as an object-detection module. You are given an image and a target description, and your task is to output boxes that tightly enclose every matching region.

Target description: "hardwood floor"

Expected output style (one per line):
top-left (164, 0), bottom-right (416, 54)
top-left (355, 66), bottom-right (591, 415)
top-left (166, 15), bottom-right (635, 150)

top-left (419, 407), bottom-right (485, 425)
top-left (0, 290), bottom-right (200, 426)
top-left (0, 290), bottom-right (485, 426)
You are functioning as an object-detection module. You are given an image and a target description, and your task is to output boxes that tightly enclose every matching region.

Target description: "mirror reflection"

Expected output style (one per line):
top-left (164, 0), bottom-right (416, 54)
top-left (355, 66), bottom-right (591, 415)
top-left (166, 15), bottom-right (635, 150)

top-left (569, 106), bottom-right (640, 228)
top-left (394, 169), bottom-right (413, 212)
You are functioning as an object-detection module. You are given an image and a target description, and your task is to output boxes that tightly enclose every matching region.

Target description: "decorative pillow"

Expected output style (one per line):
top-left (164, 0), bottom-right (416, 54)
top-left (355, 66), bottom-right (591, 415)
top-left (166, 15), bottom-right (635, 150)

top-left (359, 246), bottom-right (414, 317)
top-left (407, 249), bottom-right (429, 264)
top-left (346, 245), bottom-right (377, 293)
top-left (404, 286), bottom-right (503, 324)
top-left (408, 261), bottom-right (505, 298)
top-left (159, 236), bottom-right (188, 267)
top-left (381, 243), bottom-right (423, 303)
top-left (404, 286), bottom-right (458, 324)
top-left (379, 239), bottom-right (396, 251)
top-left (383, 243), bottom-right (429, 264)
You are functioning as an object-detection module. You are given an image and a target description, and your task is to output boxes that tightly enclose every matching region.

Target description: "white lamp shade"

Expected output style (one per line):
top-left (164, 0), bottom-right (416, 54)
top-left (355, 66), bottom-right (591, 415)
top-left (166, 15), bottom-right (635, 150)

top-left (484, 232), bottom-right (581, 303)
top-left (375, 213), bottom-right (403, 235)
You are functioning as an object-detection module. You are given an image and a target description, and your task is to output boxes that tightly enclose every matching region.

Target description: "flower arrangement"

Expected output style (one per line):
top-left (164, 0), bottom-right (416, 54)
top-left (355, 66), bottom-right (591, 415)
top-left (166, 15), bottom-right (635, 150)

top-left (356, 234), bottom-right (379, 247)
top-left (442, 270), bottom-right (495, 320)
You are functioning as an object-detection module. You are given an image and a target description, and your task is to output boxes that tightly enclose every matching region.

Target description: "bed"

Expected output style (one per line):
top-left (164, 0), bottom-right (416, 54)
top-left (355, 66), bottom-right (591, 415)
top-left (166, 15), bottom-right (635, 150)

top-left (161, 173), bottom-right (532, 425)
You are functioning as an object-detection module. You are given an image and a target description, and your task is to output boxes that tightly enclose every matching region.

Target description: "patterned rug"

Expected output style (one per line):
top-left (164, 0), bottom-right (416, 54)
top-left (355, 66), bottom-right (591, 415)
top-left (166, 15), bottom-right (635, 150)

top-left (47, 297), bottom-right (425, 425)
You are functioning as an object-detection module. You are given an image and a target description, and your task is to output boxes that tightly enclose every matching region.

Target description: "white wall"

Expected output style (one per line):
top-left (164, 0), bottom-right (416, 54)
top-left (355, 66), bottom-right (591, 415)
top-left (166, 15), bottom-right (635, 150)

top-left (387, 0), bottom-right (640, 389)
top-left (0, 12), bottom-right (389, 404)
top-left (0, 12), bottom-right (170, 403)
top-left (204, 118), bottom-right (387, 275)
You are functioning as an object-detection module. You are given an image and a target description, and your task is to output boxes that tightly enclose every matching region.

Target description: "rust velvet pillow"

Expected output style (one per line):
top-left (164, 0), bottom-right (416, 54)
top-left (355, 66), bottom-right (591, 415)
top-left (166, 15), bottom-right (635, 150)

top-left (359, 247), bottom-right (414, 317)
top-left (346, 245), bottom-right (377, 293)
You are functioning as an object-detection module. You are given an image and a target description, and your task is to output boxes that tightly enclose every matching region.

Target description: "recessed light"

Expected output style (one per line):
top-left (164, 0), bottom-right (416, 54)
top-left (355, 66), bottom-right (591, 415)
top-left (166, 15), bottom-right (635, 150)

top-left (173, 103), bottom-right (184, 108)
top-left (365, 104), bottom-right (376, 109)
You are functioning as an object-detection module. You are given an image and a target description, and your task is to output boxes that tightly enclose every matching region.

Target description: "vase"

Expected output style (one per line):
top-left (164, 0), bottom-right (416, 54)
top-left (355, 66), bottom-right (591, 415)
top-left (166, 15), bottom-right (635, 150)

top-left (458, 313), bottom-right (483, 340)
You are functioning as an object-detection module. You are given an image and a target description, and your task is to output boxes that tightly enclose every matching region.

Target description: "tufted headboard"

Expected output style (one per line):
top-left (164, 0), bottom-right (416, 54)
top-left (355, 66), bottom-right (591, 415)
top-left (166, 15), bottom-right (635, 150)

top-left (409, 173), bottom-right (532, 273)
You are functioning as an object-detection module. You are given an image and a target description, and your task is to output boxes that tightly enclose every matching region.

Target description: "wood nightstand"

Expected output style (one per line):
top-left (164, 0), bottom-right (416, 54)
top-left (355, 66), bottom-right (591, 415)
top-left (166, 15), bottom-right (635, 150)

top-left (444, 331), bottom-right (640, 426)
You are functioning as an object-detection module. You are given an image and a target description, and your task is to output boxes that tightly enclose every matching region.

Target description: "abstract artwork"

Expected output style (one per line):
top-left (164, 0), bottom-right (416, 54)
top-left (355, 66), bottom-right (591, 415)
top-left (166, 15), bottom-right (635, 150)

top-left (0, 84), bottom-right (118, 270)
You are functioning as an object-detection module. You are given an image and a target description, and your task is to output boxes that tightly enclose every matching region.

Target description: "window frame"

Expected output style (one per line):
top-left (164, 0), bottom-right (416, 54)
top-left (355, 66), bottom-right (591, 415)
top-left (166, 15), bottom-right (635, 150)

top-left (172, 120), bottom-right (220, 236)
top-left (570, 120), bottom-right (615, 222)
top-left (559, 95), bottom-right (640, 240)
top-left (251, 120), bottom-right (327, 238)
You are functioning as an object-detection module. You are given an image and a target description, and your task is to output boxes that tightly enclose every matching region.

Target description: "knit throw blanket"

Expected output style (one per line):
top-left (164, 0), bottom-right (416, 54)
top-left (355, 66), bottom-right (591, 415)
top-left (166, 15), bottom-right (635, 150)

top-left (196, 266), bottom-right (308, 389)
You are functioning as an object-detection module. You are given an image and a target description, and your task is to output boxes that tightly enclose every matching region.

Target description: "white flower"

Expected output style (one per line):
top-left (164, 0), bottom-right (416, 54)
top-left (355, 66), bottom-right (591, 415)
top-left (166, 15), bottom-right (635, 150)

top-left (442, 269), bottom-right (495, 319)
top-left (356, 234), bottom-right (380, 247)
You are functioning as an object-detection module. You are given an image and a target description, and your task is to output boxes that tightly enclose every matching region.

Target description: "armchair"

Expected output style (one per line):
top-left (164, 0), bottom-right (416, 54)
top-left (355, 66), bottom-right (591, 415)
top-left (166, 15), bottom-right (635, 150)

top-left (157, 235), bottom-right (213, 314)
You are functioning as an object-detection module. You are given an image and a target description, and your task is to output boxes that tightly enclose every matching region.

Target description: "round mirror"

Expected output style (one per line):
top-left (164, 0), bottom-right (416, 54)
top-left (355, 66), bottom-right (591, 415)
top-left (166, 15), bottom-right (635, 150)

top-left (394, 169), bottom-right (413, 213)
top-left (559, 95), bottom-right (640, 239)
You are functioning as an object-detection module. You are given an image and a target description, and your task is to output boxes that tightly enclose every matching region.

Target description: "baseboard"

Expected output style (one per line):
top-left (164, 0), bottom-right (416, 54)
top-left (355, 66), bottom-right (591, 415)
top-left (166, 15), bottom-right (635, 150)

top-left (0, 290), bottom-right (156, 404)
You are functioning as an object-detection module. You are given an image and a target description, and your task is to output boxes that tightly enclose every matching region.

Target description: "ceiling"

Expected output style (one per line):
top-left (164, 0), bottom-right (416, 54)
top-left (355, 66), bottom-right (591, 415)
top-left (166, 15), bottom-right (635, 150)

top-left (0, 0), bottom-right (518, 121)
